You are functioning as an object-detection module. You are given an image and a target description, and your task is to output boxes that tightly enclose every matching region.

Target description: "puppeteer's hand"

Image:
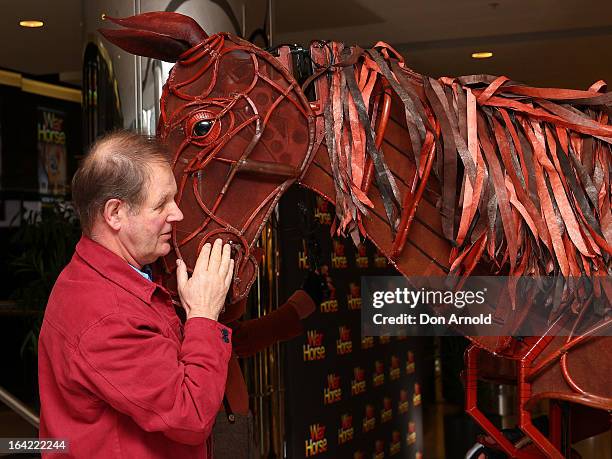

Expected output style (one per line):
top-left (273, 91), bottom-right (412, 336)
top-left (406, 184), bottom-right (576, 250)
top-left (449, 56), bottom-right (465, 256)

top-left (301, 271), bottom-right (327, 305)
top-left (175, 238), bottom-right (234, 321)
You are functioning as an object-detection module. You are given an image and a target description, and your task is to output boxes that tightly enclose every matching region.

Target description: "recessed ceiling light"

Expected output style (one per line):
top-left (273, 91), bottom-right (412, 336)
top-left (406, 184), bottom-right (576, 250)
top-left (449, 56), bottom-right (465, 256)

top-left (472, 52), bottom-right (493, 59)
top-left (19, 20), bottom-right (44, 28)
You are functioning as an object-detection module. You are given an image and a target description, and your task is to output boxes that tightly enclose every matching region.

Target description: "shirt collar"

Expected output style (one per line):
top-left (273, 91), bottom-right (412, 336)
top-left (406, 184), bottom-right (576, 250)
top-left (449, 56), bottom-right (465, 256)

top-left (130, 264), bottom-right (153, 282)
top-left (75, 235), bottom-right (158, 304)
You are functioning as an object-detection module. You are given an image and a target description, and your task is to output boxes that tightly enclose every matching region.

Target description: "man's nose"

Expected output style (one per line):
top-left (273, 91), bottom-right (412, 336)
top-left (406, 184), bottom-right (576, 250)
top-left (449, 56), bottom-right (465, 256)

top-left (168, 201), bottom-right (184, 222)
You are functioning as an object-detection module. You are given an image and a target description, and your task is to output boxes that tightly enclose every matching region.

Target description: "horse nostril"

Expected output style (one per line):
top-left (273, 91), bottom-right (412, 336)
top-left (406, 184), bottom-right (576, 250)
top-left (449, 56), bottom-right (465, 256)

top-left (227, 240), bottom-right (242, 261)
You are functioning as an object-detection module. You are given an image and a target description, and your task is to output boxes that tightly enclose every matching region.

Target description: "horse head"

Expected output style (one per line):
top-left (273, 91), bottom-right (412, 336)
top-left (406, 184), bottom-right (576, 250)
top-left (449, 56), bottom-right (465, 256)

top-left (101, 12), bottom-right (316, 306)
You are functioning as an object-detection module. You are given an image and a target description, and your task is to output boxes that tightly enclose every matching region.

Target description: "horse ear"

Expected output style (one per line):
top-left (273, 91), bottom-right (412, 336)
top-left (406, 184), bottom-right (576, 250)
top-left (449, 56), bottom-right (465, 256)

top-left (99, 12), bottom-right (208, 62)
top-left (98, 28), bottom-right (190, 62)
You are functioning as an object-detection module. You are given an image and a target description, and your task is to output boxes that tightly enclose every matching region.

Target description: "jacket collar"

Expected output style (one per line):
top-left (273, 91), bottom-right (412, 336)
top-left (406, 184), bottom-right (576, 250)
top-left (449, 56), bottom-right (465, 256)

top-left (75, 235), bottom-right (158, 304)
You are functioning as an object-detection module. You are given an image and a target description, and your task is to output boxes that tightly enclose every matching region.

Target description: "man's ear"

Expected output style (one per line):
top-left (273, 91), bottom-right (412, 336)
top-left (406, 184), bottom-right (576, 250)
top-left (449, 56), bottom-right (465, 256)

top-left (102, 199), bottom-right (125, 231)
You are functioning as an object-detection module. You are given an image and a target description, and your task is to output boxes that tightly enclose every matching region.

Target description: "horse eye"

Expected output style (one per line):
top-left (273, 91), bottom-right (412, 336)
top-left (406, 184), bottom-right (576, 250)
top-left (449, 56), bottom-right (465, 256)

top-left (193, 119), bottom-right (214, 137)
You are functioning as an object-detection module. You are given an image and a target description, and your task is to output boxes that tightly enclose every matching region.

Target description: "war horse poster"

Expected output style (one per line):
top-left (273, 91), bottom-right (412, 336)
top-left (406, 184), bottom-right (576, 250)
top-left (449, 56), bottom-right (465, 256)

top-left (37, 107), bottom-right (67, 196)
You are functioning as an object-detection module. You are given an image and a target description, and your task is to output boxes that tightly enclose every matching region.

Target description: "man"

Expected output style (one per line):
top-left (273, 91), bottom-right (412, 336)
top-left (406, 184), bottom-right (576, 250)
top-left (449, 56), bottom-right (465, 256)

top-left (38, 131), bottom-right (233, 458)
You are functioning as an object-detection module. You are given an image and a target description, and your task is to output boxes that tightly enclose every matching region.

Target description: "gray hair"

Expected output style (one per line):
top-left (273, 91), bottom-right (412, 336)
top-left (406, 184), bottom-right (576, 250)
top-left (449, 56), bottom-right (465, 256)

top-left (72, 131), bottom-right (171, 235)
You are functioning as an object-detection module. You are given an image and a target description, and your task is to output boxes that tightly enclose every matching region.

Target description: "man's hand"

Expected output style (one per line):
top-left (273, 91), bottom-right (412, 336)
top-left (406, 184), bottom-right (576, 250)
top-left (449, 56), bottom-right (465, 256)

top-left (176, 238), bottom-right (234, 321)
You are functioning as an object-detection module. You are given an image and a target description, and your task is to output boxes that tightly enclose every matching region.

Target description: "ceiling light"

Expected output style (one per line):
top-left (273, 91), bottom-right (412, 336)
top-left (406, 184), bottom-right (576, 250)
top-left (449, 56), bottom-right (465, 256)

top-left (19, 20), bottom-right (44, 28)
top-left (472, 52), bottom-right (493, 59)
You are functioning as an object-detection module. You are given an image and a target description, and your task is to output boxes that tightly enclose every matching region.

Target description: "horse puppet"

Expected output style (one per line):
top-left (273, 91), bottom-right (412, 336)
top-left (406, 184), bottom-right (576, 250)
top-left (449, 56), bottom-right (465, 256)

top-left (100, 12), bottom-right (612, 458)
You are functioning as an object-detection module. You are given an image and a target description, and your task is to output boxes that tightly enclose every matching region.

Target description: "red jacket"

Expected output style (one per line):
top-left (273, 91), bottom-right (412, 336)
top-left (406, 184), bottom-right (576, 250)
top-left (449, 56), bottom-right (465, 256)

top-left (38, 236), bottom-right (232, 458)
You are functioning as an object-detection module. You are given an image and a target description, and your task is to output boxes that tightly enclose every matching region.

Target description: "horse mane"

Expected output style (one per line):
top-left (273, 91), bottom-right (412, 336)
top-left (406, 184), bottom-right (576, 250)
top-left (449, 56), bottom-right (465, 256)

top-left (308, 41), bottom-right (611, 278)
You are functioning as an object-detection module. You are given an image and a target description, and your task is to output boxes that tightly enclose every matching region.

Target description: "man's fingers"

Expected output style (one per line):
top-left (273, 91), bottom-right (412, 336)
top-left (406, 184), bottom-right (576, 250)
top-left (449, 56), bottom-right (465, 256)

top-left (175, 259), bottom-right (188, 294)
top-left (208, 238), bottom-right (223, 273)
top-left (218, 243), bottom-right (232, 278)
top-left (193, 242), bottom-right (212, 274)
top-left (224, 258), bottom-right (235, 288)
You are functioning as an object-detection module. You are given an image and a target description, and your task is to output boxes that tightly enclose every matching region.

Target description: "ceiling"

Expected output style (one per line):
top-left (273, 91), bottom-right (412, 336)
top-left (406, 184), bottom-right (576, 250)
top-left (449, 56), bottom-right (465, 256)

top-left (0, 0), bottom-right (611, 90)
top-left (0, 0), bottom-right (82, 79)
top-left (273, 0), bottom-right (612, 89)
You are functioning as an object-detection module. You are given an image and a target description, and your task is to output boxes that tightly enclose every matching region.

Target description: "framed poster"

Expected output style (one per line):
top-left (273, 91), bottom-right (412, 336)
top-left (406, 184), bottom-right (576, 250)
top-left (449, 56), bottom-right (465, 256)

top-left (37, 107), bottom-right (67, 196)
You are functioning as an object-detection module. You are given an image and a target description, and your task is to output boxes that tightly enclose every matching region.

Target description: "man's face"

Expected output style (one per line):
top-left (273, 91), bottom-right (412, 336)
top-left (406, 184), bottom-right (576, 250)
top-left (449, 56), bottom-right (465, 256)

top-left (119, 162), bottom-right (183, 267)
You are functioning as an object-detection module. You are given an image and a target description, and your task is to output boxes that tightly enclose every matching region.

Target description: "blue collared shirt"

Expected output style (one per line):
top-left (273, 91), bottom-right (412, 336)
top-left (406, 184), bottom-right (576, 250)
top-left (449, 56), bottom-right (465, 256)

top-left (129, 264), bottom-right (153, 282)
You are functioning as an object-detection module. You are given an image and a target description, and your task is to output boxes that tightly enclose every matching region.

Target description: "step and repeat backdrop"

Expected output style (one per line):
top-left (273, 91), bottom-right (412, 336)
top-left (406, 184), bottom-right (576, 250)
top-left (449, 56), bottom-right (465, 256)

top-left (279, 186), bottom-right (425, 459)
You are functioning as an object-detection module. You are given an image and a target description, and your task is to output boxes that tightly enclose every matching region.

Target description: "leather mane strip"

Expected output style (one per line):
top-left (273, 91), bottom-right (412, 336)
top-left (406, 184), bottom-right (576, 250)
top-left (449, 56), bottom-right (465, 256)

top-left (305, 42), bottom-right (611, 277)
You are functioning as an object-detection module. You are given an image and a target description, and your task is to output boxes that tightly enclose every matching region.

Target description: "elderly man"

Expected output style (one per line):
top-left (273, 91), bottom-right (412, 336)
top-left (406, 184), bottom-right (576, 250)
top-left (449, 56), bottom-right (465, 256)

top-left (38, 131), bottom-right (233, 458)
